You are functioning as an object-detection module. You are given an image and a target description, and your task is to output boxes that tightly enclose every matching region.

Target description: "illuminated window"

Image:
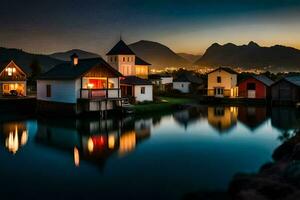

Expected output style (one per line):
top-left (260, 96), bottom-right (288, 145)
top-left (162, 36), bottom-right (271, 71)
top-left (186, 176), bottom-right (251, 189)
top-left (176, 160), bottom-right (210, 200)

top-left (46, 85), bottom-right (51, 97)
top-left (141, 87), bottom-right (145, 94)
top-left (6, 67), bottom-right (16, 76)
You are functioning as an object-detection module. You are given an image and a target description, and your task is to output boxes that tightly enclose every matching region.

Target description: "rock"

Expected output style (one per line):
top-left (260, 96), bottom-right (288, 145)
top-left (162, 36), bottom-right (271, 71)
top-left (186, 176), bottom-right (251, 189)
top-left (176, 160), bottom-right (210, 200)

top-left (272, 141), bottom-right (294, 161)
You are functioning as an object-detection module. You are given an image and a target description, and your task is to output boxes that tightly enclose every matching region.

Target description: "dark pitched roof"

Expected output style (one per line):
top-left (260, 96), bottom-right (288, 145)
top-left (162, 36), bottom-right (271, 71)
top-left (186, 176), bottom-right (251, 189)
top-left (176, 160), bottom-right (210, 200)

top-left (106, 40), bottom-right (135, 55)
top-left (285, 76), bottom-right (300, 87)
top-left (252, 75), bottom-right (274, 86)
top-left (38, 58), bottom-right (122, 80)
top-left (174, 73), bottom-right (203, 84)
top-left (120, 76), bottom-right (152, 85)
top-left (149, 74), bottom-right (172, 80)
top-left (208, 67), bottom-right (238, 75)
top-left (135, 56), bottom-right (151, 65)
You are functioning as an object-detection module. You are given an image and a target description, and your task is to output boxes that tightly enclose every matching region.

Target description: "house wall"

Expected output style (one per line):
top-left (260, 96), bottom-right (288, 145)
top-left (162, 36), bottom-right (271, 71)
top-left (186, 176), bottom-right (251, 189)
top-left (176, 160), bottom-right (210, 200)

top-left (271, 80), bottom-right (300, 102)
top-left (173, 82), bottom-right (190, 93)
top-left (107, 55), bottom-right (135, 76)
top-left (135, 65), bottom-right (149, 79)
top-left (207, 69), bottom-right (237, 97)
top-left (37, 79), bottom-right (78, 103)
top-left (238, 77), bottom-right (267, 99)
top-left (134, 85), bottom-right (153, 102)
top-left (161, 77), bottom-right (173, 85)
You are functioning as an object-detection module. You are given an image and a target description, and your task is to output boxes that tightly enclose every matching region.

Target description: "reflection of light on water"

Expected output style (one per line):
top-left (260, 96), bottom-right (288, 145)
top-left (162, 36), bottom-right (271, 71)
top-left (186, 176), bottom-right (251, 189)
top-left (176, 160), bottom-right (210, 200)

top-left (108, 134), bottom-right (115, 149)
top-left (74, 147), bottom-right (80, 167)
top-left (5, 125), bottom-right (28, 154)
top-left (87, 137), bottom-right (94, 153)
top-left (119, 131), bottom-right (136, 156)
top-left (21, 130), bottom-right (28, 146)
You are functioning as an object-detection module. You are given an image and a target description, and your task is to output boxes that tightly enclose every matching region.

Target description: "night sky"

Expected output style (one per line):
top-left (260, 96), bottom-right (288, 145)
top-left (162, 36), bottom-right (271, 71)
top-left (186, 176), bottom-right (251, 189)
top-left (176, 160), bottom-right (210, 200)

top-left (1, 0), bottom-right (300, 55)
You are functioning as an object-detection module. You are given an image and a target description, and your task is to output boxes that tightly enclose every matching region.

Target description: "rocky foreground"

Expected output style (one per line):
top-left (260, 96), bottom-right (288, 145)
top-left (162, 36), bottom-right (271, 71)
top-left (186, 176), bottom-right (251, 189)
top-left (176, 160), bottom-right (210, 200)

top-left (229, 130), bottom-right (300, 200)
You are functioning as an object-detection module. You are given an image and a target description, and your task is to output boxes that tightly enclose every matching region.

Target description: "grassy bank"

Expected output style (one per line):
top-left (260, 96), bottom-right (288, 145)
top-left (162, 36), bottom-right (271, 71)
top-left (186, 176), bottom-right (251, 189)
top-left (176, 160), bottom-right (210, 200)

top-left (133, 97), bottom-right (193, 114)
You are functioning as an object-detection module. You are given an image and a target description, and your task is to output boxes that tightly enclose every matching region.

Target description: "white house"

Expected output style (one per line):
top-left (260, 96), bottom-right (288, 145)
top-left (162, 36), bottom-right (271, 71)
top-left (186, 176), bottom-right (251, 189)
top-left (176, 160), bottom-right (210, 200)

top-left (207, 67), bottom-right (238, 97)
top-left (106, 39), bottom-right (153, 102)
top-left (37, 54), bottom-right (123, 115)
top-left (120, 76), bottom-right (153, 102)
top-left (149, 74), bottom-right (173, 92)
top-left (173, 73), bottom-right (204, 93)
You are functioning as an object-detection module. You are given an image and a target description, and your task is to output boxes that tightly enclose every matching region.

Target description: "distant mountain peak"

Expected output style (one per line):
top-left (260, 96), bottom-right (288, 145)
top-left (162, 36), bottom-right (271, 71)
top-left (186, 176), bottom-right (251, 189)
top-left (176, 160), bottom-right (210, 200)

top-left (248, 41), bottom-right (260, 48)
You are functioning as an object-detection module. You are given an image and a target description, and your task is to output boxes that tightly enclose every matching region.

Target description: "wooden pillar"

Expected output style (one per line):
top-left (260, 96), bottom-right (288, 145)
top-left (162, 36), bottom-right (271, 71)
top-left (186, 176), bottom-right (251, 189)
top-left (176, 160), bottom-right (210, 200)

top-left (106, 78), bottom-right (109, 98)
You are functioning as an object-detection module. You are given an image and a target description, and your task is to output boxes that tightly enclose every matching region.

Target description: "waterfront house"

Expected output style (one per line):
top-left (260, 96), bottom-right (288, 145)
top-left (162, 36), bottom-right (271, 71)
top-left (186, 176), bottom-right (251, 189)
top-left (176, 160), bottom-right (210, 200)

top-left (271, 76), bottom-right (300, 105)
top-left (238, 75), bottom-right (273, 99)
top-left (120, 76), bottom-right (153, 102)
top-left (0, 60), bottom-right (27, 97)
top-left (173, 73), bottom-right (204, 93)
top-left (106, 39), bottom-right (153, 102)
top-left (37, 54), bottom-right (123, 115)
top-left (207, 67), bottom-right (238, 97)
top-left (149, 74), bottom-right (173, 93)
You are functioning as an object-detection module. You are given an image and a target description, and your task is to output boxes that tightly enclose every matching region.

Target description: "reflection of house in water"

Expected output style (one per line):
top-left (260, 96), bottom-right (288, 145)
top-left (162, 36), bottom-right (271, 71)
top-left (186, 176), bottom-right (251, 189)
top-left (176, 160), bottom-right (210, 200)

top-left (271, 107), bottom-right (300, 131)
top-left (207, 106), bottom-right (238, 133)
top-left (35, 117), bottom-right (151, 168)
top-left (238, 106), bottom-right (268, 131)
top-left (173, 107), bottom-right (207, 129)
top-left (0, 121), bottom-right (28, 154)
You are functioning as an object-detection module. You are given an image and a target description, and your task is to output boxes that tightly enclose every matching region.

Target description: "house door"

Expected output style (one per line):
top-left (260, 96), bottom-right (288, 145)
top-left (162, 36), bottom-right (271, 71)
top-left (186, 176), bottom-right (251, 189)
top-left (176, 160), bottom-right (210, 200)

top-left (214, 88), bottom-right (224, 97)
top-left (248, 90), bottom-right (256, 98)
top-left (247, 83), bottom-right (256, 98)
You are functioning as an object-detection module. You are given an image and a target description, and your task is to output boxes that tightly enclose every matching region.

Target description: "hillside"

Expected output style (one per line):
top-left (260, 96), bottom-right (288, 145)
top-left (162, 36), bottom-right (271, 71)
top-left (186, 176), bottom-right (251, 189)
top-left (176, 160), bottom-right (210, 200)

top-left (129, 40), bottom-right (191, 69)
top-left (0, 47), bottom-right (62, 74)
top-left (195, 41), bottom-right (300, 72)
top-left (50, 49), bottom-right (100, 61)
top-left (177, 53), bottom-right (202, 63)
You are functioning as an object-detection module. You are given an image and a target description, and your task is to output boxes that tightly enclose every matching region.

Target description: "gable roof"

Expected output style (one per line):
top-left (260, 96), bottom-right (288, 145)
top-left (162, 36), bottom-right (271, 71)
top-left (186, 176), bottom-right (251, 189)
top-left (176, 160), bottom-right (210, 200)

top-left (174, 73), bottom-right (203, 84)
top-left (38, 58), bottom-right (122, 80)
top-left (284, 76), bottom-right (300, 87)
top-left (252, 75), bottom-right (274, 86)
top-left (106, 40), bottom-right (135, 55)
top-left (239, 75), bottom-right (274, 87)
top-left (120, 76), bottom-right (152, 85)
top-left (0, 60), bottom-right (27, 76)
top-left (135, 56), bottom-right (151, 66)
top-left (208, 67), bottom-right (238, 75)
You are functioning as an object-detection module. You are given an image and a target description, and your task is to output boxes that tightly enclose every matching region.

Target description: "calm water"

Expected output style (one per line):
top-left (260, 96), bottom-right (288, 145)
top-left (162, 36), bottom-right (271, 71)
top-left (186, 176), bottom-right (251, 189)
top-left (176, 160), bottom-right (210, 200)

top-left (0, 106), bottom-right (299, 199)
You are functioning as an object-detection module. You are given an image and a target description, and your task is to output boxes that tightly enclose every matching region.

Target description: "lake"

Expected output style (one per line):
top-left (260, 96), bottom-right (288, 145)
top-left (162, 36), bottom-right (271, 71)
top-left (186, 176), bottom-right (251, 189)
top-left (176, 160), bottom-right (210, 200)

top-left (0, 105), bottom-right (299, 199)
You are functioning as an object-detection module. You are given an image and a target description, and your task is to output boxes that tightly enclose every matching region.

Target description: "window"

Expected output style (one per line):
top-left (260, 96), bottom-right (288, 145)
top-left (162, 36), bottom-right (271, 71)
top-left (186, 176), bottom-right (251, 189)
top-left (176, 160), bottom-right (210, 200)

top-left (181, 84), bottom-right (184, 88)
top-left (247, 83), bottom-right (256, 90)
top-left (46, 85), bottom-right (51, 97)
top-left (123, 57), bottom-right (125, 62)
top-left (141, 87), bottom-right (145, 94)
top-left (217, 76), bottom-right (221, 83)
top-left (110, 57), bottom-right (113, 62)
top-left (127, 57), bottom-right (130, 62)
top-left (115, 57), bottom-right (117, 62)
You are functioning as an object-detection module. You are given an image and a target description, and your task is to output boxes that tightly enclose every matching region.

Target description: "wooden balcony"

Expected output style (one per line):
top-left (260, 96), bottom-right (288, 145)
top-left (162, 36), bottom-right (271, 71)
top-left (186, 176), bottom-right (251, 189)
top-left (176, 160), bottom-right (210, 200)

top-left (80, 88), bottom-right (121, 99)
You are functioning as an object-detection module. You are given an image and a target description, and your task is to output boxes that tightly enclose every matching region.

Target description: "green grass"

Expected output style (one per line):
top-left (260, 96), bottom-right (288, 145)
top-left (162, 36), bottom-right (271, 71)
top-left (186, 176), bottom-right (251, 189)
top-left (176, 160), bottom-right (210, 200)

top-left (133, 97), bottom-right (193, 114)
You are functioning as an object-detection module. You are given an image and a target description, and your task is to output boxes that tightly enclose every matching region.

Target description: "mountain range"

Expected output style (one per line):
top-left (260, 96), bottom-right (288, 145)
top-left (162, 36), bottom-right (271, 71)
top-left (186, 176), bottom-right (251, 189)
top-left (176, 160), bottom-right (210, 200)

top-left (1, 41), bottom-right (300, 74)
top-left (195, 41), bottom-right (300, 71)
top-left (49, 49), bottom-right (100, 61)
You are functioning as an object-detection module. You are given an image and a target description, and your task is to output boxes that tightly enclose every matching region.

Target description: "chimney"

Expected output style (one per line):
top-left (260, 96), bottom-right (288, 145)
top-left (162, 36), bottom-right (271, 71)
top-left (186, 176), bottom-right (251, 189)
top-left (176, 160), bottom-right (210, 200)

top-left (71, 53), bottom-right (79, 66)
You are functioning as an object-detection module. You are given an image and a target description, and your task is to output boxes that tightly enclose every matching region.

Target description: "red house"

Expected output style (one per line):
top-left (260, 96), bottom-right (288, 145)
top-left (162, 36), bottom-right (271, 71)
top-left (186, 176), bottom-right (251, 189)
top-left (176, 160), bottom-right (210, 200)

top-left (238, 75), bottom-right (273, 99)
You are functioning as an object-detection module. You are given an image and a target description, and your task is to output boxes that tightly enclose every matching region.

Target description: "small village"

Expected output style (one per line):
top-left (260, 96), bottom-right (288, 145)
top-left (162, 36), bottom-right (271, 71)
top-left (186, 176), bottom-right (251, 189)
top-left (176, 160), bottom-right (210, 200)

top-left (0, 39), bottom-right (300, 117)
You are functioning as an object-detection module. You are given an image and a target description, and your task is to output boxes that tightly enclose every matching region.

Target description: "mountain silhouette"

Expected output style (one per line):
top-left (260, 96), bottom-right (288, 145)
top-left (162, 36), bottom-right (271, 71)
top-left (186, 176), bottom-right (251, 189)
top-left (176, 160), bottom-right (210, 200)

top-left (49, 49), bottom-right (100, 61)
top-left (129, 40), bottom-right (191, 68)
top-left (195, 41), bottom-right (300, 71)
